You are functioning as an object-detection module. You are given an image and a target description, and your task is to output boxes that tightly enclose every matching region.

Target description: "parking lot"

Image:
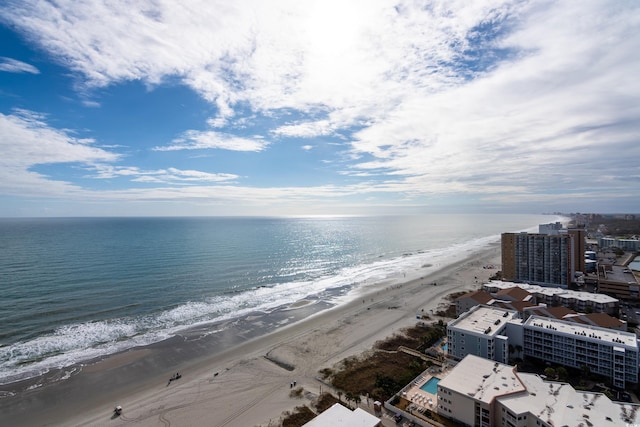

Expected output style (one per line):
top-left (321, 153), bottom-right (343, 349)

top-left (619, 304), bottom-right (640, 325)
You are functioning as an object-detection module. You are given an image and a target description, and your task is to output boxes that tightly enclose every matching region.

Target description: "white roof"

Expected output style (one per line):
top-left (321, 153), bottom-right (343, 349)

top-left (439, 356), bottom-right (640, 425)
top-left (437, 355), bottom-right (526, 405)
top-left (524, 315), bottom-right (638, 349)
top-left (500, 373), bottom-right (640, 425)
top-left (448, 305), bottom-right (520, 337)
top-left (303, 403), bottom-right (380, 427)
top-left (485, 281), bottom-right (618, 304)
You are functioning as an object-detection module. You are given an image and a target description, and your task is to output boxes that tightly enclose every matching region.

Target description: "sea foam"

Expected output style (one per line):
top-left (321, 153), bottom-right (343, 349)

top-left (0, 215), bottom-right (558, 386)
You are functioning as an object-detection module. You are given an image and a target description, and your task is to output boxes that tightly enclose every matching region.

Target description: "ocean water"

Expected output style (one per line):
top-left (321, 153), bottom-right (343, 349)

top-left (0, 214), bottom-right (555, 386)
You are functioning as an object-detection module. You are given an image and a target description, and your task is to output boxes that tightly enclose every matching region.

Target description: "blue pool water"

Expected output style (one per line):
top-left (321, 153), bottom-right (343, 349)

top-left (420, 377), bottom-right (441, 394)
top-left (442, 343), bottom-right (448, 352)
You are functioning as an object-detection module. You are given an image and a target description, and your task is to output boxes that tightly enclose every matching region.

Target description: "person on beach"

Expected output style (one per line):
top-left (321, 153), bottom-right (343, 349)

top-left (168, 372), bottom-right (182, 385)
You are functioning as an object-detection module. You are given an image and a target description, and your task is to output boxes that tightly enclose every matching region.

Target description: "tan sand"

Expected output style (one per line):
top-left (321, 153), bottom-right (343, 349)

top-left (37, 245), bottom-right (501, 427)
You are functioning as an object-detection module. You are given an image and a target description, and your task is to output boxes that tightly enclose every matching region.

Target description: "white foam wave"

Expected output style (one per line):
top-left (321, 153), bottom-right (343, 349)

top-left (0, 233), bottom-right (501, 386)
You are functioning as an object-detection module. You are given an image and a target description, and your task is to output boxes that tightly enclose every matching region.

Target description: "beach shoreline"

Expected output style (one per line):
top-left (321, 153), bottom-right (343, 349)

top-left (0, 243), bottom-right (501, 426)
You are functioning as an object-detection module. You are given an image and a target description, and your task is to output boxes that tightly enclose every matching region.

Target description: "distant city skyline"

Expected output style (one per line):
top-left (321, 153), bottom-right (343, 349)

top-left (1, 1), bottom-right (639, 217)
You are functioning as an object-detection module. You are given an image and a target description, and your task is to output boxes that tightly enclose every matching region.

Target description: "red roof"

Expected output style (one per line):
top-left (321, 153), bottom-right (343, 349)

top-left (456, 290), bottom-right (493, 304)
top-left (569, 312), bottom-right (624, 329)
top-left (496, 286), bottom-right (531, 301)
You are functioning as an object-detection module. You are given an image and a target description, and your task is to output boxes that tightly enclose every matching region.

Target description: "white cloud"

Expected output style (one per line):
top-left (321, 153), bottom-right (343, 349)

top-left (0, 110), bottom-right (118, 167)
top-left (0, 1), bottom-right (509, 118)
top-left (1, 1), bottom-right (639, 213)
top-left (343, 1), bottom-right (640, 201)
top-left (0, 110), bottom-right (244, 200)
top-left (155, 130), bottom-right (269, 152)
top-left (88, 164), bottom-right (239, 184)
top-left (0, 57), bottom-right (39, 74)
top-left (0, 110), bottom-right (118, 195)
top-left (273, 119), bottom-right (336, 138)
top-left (81, 99), bottom-right (101, 108)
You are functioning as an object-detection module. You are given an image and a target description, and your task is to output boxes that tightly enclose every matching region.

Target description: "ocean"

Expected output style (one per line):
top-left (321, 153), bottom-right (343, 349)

top-left (0, 214), bottom-right (556, 388)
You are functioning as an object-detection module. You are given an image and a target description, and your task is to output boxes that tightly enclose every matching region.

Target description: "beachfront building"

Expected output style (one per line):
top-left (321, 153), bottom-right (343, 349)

top-left (457, 285), bottom-right (624, 330)
top-left (454, 286), bottom-right (624, 330)
top-left (494, 286), bottom-right (534, 304)
top-left (599, 237), bottom-right (640, 252)
top-left (448, 305), bottom-right (638, 388)
top-left (436, 355), bottom-right (526, 426)
top-left (455, 290), bottom-right (494, 316)
top-left (455, 288), bottom-right (535, 317)
top-left (483, 281), bottom-right (619, 315)
top-left (538, 221), bottom-right (564, 235)
top-left (524, 307), bottom-right (627, 331)
top-left (523, 315), bottom-right (639, 389)
top-left (302, 403), bottom-right (381, 427)
top-left (436, 354), bottom-right (640, 427)
top-left (446, 305), bottom-right (523, 364)
top-left (501, 227), bottom-right (585, 288)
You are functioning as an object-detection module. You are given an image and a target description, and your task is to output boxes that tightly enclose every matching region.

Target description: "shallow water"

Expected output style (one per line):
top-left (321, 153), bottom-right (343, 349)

top-left (0, 214), bottom-right (555, 385)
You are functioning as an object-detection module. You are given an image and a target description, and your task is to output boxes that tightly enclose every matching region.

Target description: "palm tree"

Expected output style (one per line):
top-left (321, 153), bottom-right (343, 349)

top-left (345, 392), bottom-right (355, 409)
top-left (556, 366), bottom-right (568, 382)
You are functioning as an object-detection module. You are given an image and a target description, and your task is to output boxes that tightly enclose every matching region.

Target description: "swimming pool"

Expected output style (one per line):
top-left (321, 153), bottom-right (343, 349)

top-left (442, 343), bottom-right (448, 352)
top-left (420, 377), bottom-right (440, 394)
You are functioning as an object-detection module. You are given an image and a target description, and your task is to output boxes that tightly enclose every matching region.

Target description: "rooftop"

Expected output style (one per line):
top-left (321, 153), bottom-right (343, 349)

top-left (566, 312), bottom-right (626, 329)
top-left (456, 290), bottom-right (493, 304)
top-left (524, 315), bottom-right (637, 348)
top-left (437, 355), bottom-right (526, 405)
top-left (500, 373), bottom-right (640, 426)
top-left (437, 355), bottom-right (640, 426)
top-left (448, 305), bottom-right (521, 337)
top-left (601, 266), bottom-right (639, 285)
top-left (493, 300), bottom-right (536, 312)
top-left (302, 403), bottom-right (380, 427)
top-left (496, 286), bottom-right (532, 301)
top-left (525, 305), bottom-right (575, 319)
top-left (485, 281), bottom-right (619, 304)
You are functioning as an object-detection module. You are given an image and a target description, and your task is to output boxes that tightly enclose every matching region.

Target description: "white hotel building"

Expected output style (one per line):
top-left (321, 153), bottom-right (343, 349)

top-left (447, 305), bottom-right (523, 364)
top-left (448, 305), bottom-right (639, 389)
top-left (524, 315), bottom-right (638, 389)
top-left (436, 355), bottom-right (640, 427)
top-left (483, 280), bottom-right (619, 315)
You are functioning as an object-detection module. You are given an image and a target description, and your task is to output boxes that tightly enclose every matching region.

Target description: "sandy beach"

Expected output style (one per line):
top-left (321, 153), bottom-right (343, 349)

top-left (1, 244), bottom-right (501, 427)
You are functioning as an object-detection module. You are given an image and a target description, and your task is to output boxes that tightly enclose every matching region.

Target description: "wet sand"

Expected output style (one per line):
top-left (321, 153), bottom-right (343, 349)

top-left (0, 244), bottom-right (501, 427)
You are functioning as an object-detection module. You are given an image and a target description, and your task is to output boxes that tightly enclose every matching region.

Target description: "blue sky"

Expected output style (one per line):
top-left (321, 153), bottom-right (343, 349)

top-left (0, 0), bottom-right (639, 217)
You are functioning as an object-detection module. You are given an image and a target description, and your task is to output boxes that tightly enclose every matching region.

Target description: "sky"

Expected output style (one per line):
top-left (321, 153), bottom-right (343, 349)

top-left (0, 0), bottom-right (639, 217)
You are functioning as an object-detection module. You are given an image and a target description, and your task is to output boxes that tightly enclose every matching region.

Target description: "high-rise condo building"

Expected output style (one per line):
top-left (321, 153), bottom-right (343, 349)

top-left (501, 226), bottom-right (585, 288)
